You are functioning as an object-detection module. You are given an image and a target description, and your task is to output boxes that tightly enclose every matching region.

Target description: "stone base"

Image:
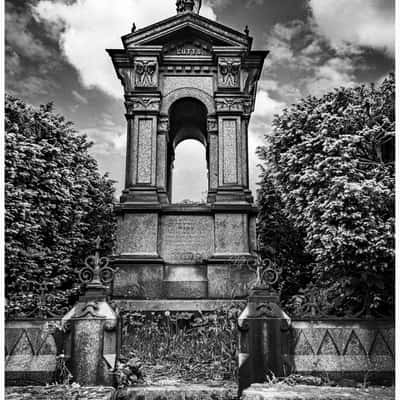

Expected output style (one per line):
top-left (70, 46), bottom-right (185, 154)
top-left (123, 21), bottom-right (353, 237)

top-left (120, 186), bottom-right (160, 203)
top-left (122, 384), bottom-right (237, 400)
top-left (5, 386), bottom-right (116, 400)
top-left (242, 384), bottom-right (394, 400)
top-left (112, 260), bottom-right (254, 300)
top-left (111, 299), bottom-right (246, 312)
top-left (214, 187), bottom-right (254, 204)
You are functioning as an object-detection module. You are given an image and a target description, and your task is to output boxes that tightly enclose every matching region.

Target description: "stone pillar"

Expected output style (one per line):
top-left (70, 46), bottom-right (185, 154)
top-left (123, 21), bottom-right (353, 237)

top-left (156, 116), bottom-right (169, 204)
top-left (214, 95), bottom-right (253, 203)
top-left (207, 116), bottom-right (218, 203)
top-left (238, 267), bottom-right (291, 395)
top-left (62, 239), bottom-right (120, 386)
top-left (120, 96), bottom-right (161, 203)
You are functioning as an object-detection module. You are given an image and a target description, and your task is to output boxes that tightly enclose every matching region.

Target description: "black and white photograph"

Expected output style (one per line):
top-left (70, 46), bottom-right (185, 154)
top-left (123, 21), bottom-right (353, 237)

top-left (3, 0), bottom-right (396, 398)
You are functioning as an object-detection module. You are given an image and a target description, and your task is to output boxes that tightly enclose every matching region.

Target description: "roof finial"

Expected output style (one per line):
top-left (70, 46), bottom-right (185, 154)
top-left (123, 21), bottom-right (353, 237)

top-left (176, 0), bottom-right (201, 14)
top-left (244, 25), bottom-right (250, 36)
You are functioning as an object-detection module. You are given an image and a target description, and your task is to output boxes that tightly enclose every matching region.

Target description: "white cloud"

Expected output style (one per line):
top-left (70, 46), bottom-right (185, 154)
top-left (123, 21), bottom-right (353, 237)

top-left (35, 0), bottom-right (216, 98)
top-left (309, 0), bottom-right (394, 57)
top-left (253, 90), bottom-right (286, 121)
top-left (305, 57), bottom-right (356, 97)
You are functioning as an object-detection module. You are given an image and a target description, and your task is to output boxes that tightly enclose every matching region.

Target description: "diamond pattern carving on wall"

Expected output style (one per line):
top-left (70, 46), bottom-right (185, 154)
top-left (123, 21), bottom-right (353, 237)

top-left (317, 330), bottom-right (339, 355)
top-left (6, 328), bottom-right (57, 357)
top-left (293, 327), bottom-right (394, 359)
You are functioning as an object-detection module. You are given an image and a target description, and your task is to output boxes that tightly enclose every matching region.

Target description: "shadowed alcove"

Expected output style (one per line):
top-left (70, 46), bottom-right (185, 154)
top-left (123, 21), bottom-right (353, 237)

top-left (167, 97), bottom-right (209, 203)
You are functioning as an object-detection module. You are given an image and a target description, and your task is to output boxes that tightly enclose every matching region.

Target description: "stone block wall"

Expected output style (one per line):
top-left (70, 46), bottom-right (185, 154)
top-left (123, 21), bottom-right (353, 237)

top-left (289, 319), bottom-right (394, 382)
top-left (5, 320), bottom-right (62, 386)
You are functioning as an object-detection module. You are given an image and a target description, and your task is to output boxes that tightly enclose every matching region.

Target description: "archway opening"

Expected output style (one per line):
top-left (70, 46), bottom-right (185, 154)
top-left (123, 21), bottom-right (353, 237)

top-left (171, 139), bottom-right (208, 203)
top-left (168, 98), bottom-right (209, 203)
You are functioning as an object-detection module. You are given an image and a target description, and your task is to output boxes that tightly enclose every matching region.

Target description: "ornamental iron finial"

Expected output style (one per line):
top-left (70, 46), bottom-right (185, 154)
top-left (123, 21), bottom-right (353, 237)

top-left (79, 236), bottom-right (115, 287)
top-left (251, 249), bottom-right (282, 291)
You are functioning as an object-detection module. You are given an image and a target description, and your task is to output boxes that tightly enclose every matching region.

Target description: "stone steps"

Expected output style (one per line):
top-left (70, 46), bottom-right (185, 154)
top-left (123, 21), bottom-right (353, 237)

top-left (242, 384), bottom-right (395, 400)
top-left (119, 384), bottom-right (237, 399)
top-left (5, 384), bottom-right (395, 400)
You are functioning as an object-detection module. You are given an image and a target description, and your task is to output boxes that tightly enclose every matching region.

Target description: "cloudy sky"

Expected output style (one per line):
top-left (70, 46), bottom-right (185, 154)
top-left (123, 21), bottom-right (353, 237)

top-left (5, 0), bottom-right (395, 201)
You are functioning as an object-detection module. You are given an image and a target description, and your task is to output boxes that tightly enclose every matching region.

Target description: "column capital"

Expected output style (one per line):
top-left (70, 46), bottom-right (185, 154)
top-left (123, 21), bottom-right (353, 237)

top-left (125, 94), bottom-right (161, 116)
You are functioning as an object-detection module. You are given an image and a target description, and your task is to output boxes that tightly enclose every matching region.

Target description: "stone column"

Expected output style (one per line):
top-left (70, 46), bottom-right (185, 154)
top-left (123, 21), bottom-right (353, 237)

top-left (125, 115), bottom-right (135, 189)
top-left (120, 95), bottom-right (161, 203)
top-left (156, 116), bottom-right (169, 204)
top-left (207, 116), bottom-right (218, 203)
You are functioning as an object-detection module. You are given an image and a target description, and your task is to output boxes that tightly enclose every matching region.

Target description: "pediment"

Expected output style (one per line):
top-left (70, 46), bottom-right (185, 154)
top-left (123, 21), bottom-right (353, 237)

top-left (123, 13), bottom-right (251, 50)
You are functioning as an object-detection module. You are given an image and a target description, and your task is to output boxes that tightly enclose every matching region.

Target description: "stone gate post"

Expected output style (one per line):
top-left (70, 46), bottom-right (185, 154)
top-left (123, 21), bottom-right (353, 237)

top-left (237, 259), bottom-right (291, 395)
top-left (62, 238), bottom-right (120, 386)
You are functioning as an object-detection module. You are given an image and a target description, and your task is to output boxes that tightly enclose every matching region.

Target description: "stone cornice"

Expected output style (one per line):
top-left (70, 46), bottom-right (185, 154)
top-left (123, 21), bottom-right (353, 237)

top-left (122, 13), bottom-right (251, 49)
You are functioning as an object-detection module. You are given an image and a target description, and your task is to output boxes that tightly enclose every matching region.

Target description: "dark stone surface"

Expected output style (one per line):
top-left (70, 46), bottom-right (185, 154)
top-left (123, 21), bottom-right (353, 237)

top-left (112, 264), bottom-right (164, 298)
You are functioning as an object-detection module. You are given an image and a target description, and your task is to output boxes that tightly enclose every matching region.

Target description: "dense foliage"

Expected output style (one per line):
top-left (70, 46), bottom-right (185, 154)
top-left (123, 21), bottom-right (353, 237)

top-left (119, 304), bottom-right (246, 383)
top-left (257, 74), bottom-right (395, 317)
top-left (5, 94), bottom-right (116, 317)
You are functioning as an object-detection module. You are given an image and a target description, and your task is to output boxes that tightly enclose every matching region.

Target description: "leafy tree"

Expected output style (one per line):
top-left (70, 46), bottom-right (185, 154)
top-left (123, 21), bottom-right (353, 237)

top-left (5, 94), bottom-right (116, 317)
top-left (257, 74), bottom-right (395, 316)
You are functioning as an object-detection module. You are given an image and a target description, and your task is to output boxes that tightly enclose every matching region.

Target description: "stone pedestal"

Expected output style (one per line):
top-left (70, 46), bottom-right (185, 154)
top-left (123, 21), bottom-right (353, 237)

top-left (238, 288), bottom-right (291, 395)
top-left (112, 204), bottom-right (257, 300)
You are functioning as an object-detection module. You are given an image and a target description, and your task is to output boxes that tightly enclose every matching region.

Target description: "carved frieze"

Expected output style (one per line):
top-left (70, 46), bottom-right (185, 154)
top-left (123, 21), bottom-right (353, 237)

top-left (218, 57), bottom-right (241, 88)
top-left (125, 97), bottom-right (160, 114)
top-left (215, 97), bottom-right (244, 112)
top-left (134, 57), bottom-right (158, 88)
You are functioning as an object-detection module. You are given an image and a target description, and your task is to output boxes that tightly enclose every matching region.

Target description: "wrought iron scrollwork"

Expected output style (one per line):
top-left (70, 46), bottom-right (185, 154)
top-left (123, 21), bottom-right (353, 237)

top-left (79, 236), bottom-right (116, 286)
top-left (18, 282), bottom-right (69, 319)
top-left (250, 253), bottom-right (282, 290)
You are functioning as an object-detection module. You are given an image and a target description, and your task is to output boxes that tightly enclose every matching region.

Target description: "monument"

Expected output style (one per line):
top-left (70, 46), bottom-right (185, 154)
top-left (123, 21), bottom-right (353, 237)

top-left (108, 0), bottom-right (267, 304)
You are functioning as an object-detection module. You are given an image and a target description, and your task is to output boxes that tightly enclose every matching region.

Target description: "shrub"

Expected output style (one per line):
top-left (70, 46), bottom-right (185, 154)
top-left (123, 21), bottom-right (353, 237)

top-left (5, 94), bottom-right (116, 317)
top-left (257, 74), bottom-right (395, 316)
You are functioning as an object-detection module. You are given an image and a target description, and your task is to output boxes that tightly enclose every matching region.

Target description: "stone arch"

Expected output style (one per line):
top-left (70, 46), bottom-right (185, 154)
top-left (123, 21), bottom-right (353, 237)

top-left (161, 87), bottom-right (215, 115)
top-left (166, 97), bottom-right (210, 202)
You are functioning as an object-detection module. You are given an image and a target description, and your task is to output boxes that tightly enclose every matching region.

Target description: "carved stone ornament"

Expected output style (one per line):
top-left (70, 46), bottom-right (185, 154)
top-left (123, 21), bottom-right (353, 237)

top-left (218, 57), bottom-right (241, 88)
top-left (215, 97), bottom-right (244, 112)
top-left (134, 58), bottom-right (158, 88)
top-left (118, 68), bottom-right (135, 93)
top-left (207, 117), bottom-right (218, 132)
top-left (126, 97), bottom-right (160, 114)
top-left (243, 98), bottom-right (253, 115)
top-left (158, 117), bottom-right (169, 133)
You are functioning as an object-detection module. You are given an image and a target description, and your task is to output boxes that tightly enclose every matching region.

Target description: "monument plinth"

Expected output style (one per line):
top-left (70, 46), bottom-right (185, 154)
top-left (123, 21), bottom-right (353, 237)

top-left (108, 1), bottom-right (267, 304)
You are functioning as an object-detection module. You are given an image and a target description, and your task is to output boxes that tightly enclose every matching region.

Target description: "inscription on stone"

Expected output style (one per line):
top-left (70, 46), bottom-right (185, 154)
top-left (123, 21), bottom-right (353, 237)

top-left (161, 215), bottom-right (214, 263)
top-left (177, 47), bottom-right (204, 56)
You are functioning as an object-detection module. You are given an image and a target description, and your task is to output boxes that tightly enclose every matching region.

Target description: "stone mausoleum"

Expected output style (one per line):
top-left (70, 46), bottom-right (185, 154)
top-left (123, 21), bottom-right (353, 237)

top-left (108, 0), bottom-right (267, 305)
